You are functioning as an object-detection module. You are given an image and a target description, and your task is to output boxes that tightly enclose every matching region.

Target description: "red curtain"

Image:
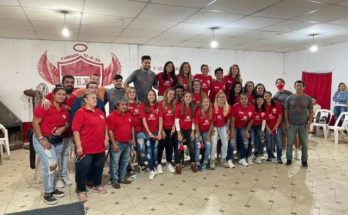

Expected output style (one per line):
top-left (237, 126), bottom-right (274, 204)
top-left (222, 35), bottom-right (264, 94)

top-left (301, 71), bottom-right (332, 109)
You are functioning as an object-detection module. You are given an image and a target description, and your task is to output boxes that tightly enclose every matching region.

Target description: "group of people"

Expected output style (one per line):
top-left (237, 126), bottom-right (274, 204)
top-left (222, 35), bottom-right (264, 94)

top-left (32, 55), bottom-right (316, 204)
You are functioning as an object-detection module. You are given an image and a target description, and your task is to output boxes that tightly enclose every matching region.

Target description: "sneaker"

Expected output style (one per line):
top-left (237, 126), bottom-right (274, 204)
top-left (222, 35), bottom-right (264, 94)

top-left (175, 165), bottom-right (182, 175)
top-left (239, 158), bottom-right (248, 167)
top-left (227, 159), bottom-right (235, 168)
top-left (112, 182), bottom-right (121, 189)
top-left (302, 161), bottom-right (308, 168)
top-left (56, 179), bottom-right (64, 188)
top-left (266, 158), bottom-right (272, 162)
top-left (62, 175), bottom-right (72, 186)
top-left (44, 193), bottom-right (58, 205)
top-left (197, 165), bottom-right (203, 172)
top-left (210, 159), bottom-right (215, 170)
top-left (247, 157), bottom-right (253, 165)
top-left (149, 170), bottom-right (155, 180)
top-left (256, 156), bottom-right (262, 164)
top-left (167, 163), bottom-right (175, 173)
top-left (277, 159), bottom-right (283, 164)
top-left (120, 179), bottom-right (132, 184)
top-left (294, 150), bottom-right (300, 160)
top-left (52, 189), bottom-right (65, 198)
top-left (286, 160), bottom-right (292, 166)
top-left (154, 168), bottom-right (158, 175)
top-left (222, 159), bottom-right (229, 168)
top-left (156, 164), bottom-right (163, 174)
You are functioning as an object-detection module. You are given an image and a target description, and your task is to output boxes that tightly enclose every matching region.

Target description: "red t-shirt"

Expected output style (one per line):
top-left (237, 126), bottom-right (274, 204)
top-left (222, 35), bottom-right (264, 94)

top-left (156, 72), bottom-right (175, 96)
top-left (247, 94), bottom-right (255, 104)
top-left (231, 103), bottom-right (255, 128)
top-left (128, 101), bottom-right (142, 133)
top-left (34, 103), bottom-right (69, 137)
top-left (46, 92), bottom-right (77, 109)
top-left (209, 80), bottom-right (226, 103)
top-left (265, 102), bottom-right (283, 129)
top-left (192, 92), bottom-right (202, 108)
top-left (175, 105), bottom-right (193, 130)
top-left (177, 75), bottom-right (189, 91)
top-left (195, 109), bottom-right (212, 133)
top-left (107, 110), bottom-right (133, 143)
top-left (159, 101), bottom-right (175, 130)
top-left (253, 109), bottom-right (265, 126)
top-left (139, 103), bottom-right (162, 133)
top-left (224, 75), bottom-right (236, 99)
top-left (194, 74), bottom-right (212, 95)
top-left (72, 107), bottom-right (106, 154)
top-left (212, 105), bottom-right (230, 128)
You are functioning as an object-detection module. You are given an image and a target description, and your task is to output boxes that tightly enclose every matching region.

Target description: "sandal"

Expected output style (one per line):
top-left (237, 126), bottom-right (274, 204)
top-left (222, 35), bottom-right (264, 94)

top-left (92, 186), bottom-right (107, 194)
top-left (78, 192), bottom-right (88, 202)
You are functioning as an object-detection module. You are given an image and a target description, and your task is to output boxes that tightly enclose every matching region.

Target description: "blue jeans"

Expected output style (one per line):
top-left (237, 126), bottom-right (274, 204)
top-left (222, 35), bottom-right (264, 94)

top-left (251, 125), bottom-right (263, 157)
top-left (33, 135), bottom-right (63, 193)
top-left (59, 137), bottom-right (72, 177)
top-left (76, 152), bottom-right (105, 192)
top-left (145, 132), bottom-right (158, 171)
top-left (136, 132), bottom-right (146, 167)
top-left (334, 106), bottom-right (347, 120)
top-left (286, 124), bottom-right (308, 162)
top-left (195, 132), bottom-right (211, 165)
top-left (226, 138), bottom-right (235, 161)
top-left (236, 127), bottom-right (251, 159)
top-left (266, 128), bottom-right (283, 160)
top-left (211, 125), bottom-right (228, 159)
top-left (109, 143), bottom-right (131, 183)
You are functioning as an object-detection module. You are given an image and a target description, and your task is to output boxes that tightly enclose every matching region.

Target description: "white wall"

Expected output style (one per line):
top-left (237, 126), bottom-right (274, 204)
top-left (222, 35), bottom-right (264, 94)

top-left (0, 38), bottom-right (284, 122)
top-left (283, 42), bottom-right (348, 108)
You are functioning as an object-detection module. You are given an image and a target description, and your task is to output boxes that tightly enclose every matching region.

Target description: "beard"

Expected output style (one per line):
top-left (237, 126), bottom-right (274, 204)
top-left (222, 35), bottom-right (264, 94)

top-left (65, 86), bottom-right (74, 94)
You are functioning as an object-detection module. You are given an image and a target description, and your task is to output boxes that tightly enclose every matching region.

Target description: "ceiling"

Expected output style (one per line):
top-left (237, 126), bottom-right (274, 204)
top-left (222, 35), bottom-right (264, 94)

top-left (1, 0), bottom-right (348, 52)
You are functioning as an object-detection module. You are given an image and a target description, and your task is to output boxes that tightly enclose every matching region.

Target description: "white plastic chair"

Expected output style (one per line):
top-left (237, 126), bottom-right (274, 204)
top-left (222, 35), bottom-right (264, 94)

top-left (0, 124), bottom-right (11, 164)
top-left (327, 112), bottom-right (348, 145)
top-left (310, 109), bottom-right (333, 139)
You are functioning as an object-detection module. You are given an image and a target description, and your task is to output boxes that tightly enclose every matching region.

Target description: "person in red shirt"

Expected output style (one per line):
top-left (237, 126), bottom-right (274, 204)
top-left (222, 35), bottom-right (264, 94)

top-left (231, 93), bottom-right (254, 167)
top-left (126, 87), bottom-right (146, 172)
top-left (228, 81), bottom-right (243, 105)
top-left (224, 64), bottom-right (243, 100)
top-left (243, 81), bottom-right (255, 104)
top-left (193, 64), bottom-right (212, 95)
top-left (139, 89), bottom-right (163, 180)
top-left (177, 62), bottom-right (192, 91)
top-left (107, 97), bottom-right (135, 189)
top-left (194, 96), bottom-right (213, 170)
top-left (32, 86), bottom-right (69, 205)
top-left (156, 61), bottom-right (177, 100)
top-left (73, 93), bottom-right (108, 202)
top-left (175, 91), bottom-right (196, 174)
top-left (253, 83), bottom-right (266, 98)
top-left (264, 91), bottom-right (283, 164)
top-left (209, 67), bottom-right (226, 103)
top-left (211, 91), bottom-right (231, 169)
top-left (158, 88), bottom-right (176, 174)
top-left (192, 79), bottom-right (204, 108)
top-left (251, 95), bottom-right (266, 164)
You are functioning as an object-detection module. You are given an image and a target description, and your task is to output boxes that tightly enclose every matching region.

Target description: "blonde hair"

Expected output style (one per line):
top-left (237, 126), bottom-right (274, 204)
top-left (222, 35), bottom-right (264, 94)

top-left (228, 64), bottom-right (243, 84)
top-left (214, 91), bottom-right (229, 117)
top-left (162, 88), bottom-right (175, 113)
top-left (125, 87), bottom-right (140, 105)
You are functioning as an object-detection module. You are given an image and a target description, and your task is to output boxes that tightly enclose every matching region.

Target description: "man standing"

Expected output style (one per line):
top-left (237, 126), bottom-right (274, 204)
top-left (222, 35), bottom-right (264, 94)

top-left (105, 75), bottom-right (126, 114)
top-left (285, 80), bottom-right (313, 168)
top-left (124, 55), bottom-right (158, 101)
top-left (73, 73), bottom-right (106, 101)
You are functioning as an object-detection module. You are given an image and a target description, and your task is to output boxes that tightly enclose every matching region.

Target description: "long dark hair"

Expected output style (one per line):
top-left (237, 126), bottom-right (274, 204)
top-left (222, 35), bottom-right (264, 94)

top-left (229, 81), bottom-right (242, 105)
top-left (254, 95), bottom-right (266, 112)
top-left (144, 89), bottom-right (158, 114)
top-left (178, 62), bottom-right (192, 90)
top-left (253, 83), bottom-right (266, 97)
top-left (162, 61), bottom-right (177, 84)
top-left (264, 91), bottom-right (276, 107)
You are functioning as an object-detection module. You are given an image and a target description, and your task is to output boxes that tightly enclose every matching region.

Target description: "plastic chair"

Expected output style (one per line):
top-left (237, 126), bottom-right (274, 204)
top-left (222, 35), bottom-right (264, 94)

top-left (310, 109), bottom-right (333, 139)
top-left (0, 124), bottom-right (11, 165)
top-left (327, 112), bottom-right (348, 144)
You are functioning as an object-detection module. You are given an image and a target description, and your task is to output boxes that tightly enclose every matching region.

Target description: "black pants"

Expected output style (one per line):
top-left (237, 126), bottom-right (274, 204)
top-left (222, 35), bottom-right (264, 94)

top-left (158, 129), bottom-right (174, 164)
top-left (175, 130), bottom-right (195, 164)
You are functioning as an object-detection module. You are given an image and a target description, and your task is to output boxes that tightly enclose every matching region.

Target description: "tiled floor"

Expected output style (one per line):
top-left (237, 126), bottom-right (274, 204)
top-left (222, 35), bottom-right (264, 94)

top-left (1, 135), bottom-right (348, 215)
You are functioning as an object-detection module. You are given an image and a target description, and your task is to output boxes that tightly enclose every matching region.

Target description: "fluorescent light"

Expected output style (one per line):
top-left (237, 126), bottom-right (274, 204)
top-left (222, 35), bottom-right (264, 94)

top-left (62, 26), bottom-right (70, 37)
top-left (210, 40), bottom-right (218, 48)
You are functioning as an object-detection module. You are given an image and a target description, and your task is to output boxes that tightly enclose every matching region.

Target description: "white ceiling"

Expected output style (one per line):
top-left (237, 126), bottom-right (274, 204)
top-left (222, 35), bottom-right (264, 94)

top-left (1, 0), bottom-right (348, 52)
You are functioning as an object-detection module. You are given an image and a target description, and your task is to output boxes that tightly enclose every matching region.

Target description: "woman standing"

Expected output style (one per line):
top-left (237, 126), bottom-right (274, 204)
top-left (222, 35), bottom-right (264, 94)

top-left (177, 62), bottom-right (193, 91)
top-left (158, 88), bottom-right (176, 173)
top-left (156, 61), bottom-right (177, 100)
top-left (175, 91), bottom-right (196, 174)
top-left (73, 93), bottom-right (108, 202)
top-left (332, 82), bottom-right (348, 119)
top-left (252, 95), bottom-right (266, 164)
top-left (264, 91), bottom-right (283, 163)
top-left (139, 89), bottom-right (163, 180)
top-left (209, 67), bottom-right (226, 103)
top-left (32, 87), bottom-right (69, 205)
top-left (194, 64), bottom-right (212, 95)
top-left (244, 81), bottom-right (255, 104)
top-left (231, 93), bottom-right (254, 167)
top-left (194, 97), bottom-right (214, 170)
top-left (225, 64), bottom-right (243, 99)
top-left (211, 91), bottom-right (231, 169)
top-left (192, 79), bottom-right (205, 108)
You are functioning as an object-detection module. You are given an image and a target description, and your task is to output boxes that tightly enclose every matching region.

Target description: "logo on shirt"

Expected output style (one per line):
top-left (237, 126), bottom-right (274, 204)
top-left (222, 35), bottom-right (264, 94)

top-left (272, 108), bottom-right (277, 113)
top-left (62, 114), bottom-right (66, 119)
top-left (99, 114), bottom-right (105, 119)
top-left (248, 112), bottom-right (252, 117)
top-left (261, 113), bottom-right (265, 117)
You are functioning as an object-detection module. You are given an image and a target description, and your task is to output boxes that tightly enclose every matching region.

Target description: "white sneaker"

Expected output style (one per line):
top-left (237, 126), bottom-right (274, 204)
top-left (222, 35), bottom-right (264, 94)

top-left (154, 168), bottom-right (158, 175)
top-left (227, 160), bottom-right (235, 168)
top-left (148, 171), bottom-right (155, 180)
top-left (167, 164), bottom-right (175, 173)
top-left (56, 179), bottom-right (64, 188)
top-left (156, 164), bottom-right (163, 174)
top-left (239, 159), bottom-right (249, 167)
top-left (62, 175), bottom-right (72, 186)
top-left (247, 156), bottom-right (253, 165)
top-left (294, 150), bottom-right (300, 160)
top-left (256, 156), bottom-right (262, 164)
